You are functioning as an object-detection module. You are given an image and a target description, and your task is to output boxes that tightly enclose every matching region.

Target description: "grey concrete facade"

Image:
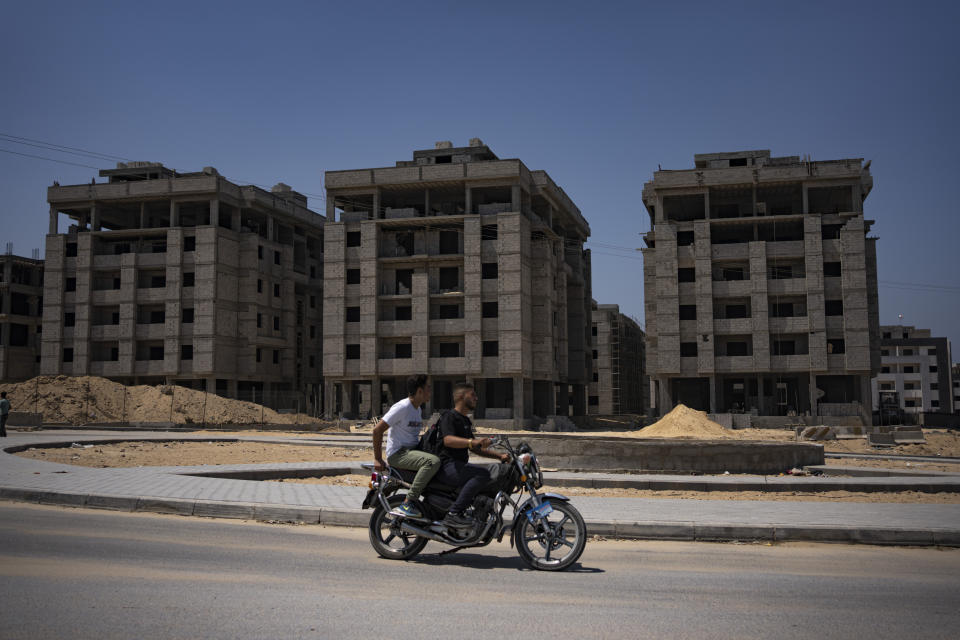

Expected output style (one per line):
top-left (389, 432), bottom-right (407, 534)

top-left (873, 325), bottom-right (953, 417)
top-left (322, 140), bottom-right (592, 426)
top-left (588, 302), bottom-right (646, 415)
top-left (42, 163), bottom-right (325, 412)
top-left (642, 150), bottom-right (880, 424)
top-left (0, 254), bottom-right (44, 381)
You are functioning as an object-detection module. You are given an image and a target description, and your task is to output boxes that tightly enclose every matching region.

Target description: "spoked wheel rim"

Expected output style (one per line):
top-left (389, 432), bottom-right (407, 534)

top-left (516, 502), bottom-right (584, 568)
top-left (375, 512), bottom-right (418, 553)
top-left (369, 496), bottom-right (428, 559)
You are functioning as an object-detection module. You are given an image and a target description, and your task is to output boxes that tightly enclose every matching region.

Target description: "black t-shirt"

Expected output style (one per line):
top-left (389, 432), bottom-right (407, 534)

top-left (437, 409), bottom-right (474, 463)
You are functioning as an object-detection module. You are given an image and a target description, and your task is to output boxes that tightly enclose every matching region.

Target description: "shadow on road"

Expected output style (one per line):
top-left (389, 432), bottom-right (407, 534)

top-left (404, 551), bottom-right (604, 573)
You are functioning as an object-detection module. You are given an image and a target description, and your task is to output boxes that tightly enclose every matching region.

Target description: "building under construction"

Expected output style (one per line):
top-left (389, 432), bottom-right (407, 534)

top-left (642, 150), bottom-right (880, 424)
top-left (588, 302), bottom-right (646, 416)
top-left (0, 253), bottom-right (44, 381)
top-left (321, 140), bottom-right (593, 427)
top-left (41, 162), bottom-right (325, 412)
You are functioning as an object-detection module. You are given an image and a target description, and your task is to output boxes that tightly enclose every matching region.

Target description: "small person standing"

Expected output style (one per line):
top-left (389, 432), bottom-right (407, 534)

top-left (0, 391), bottom-right (10, 437)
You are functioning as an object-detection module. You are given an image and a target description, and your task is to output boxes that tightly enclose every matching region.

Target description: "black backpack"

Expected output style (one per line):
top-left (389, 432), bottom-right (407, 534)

top-left (417, 411), bottom-right (449, 455)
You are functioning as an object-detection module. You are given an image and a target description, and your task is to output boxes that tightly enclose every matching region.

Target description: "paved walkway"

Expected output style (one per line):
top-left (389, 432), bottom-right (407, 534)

top-left (2, 430), bottom-right (959, 546)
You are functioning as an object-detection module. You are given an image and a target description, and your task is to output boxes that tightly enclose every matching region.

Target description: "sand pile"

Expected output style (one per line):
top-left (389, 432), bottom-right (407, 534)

top-left (0, 375), bottom-right (328, 426)
top-left (638, 404), bottom-right (734, 439)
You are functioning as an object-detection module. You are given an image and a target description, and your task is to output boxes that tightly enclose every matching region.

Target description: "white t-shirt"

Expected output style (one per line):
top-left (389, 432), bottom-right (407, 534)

top-left (383, 397), bottom-right (424, 457)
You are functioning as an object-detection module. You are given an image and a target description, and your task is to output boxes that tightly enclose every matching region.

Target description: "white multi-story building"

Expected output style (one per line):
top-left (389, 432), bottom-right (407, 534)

top-left (872, 325), bottom-right (953, 419)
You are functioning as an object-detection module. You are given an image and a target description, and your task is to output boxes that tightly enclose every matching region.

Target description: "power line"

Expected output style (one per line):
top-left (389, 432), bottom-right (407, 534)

top-left (0, 133), bottom-right (131, 162)
top-left (0, 147), bottom-right (101, 170)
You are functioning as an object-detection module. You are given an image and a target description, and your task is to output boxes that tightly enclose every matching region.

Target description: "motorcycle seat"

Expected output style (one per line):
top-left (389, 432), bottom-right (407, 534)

top-left (394, 468), bottom-right (458, 494)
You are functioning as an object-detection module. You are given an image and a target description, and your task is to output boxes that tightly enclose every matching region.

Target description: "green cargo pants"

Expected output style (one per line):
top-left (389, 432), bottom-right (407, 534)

top-left (387, 447), bottom-right (441, 502)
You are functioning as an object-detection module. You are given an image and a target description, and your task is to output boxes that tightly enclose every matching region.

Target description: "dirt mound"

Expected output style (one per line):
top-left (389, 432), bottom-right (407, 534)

top-left (0, 375), bottom-right (331, 427)
top-left (638, 404), bottom-right (733, 439)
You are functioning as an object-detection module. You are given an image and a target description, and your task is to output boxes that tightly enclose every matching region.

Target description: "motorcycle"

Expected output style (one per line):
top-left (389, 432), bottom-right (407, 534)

top-left (361, 436), bottom-right (587, 571)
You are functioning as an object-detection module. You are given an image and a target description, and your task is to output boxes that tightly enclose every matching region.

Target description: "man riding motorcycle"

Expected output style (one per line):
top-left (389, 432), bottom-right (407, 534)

top-left (432, 383), bottom-right (509, 528)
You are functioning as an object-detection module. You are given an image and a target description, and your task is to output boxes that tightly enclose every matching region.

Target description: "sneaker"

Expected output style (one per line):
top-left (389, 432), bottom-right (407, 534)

top-left (389, 501), bottom-right (422, 518)
top-left (443, 511), bottom-right (473, 528)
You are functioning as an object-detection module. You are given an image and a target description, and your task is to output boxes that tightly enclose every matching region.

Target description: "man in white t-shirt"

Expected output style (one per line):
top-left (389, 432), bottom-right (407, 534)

top-left (372, 374), bottom-right (440, 518)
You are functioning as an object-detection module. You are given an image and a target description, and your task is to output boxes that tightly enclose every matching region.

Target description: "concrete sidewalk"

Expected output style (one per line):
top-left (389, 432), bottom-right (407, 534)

top-left (2, 430), bottom-right (959, 547)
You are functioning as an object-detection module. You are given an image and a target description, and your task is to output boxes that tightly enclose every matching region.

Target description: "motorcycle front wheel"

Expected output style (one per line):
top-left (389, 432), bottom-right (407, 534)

top-left (513, 500), bottom-right (586, 571)
top-left (368, 494), bottom-right (429, 560)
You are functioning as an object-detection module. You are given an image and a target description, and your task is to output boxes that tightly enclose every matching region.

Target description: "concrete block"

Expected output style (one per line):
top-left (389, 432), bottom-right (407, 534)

top-left (37, 491), bottom-right (86, 506)
top-left (615, 521), bottom-right (695, 540)
top-left (694, 523), bottom-right (775, 542)
top-left (85, 494), bottom-right (139, 511)
top-left (135, 497), bottom-right (196, 515)
top-left (585, 519), bottom-right (618, 536)
top-left (253, 505), bottom-right (322, 524)
top-left (192, 500), bottom-right (257, 519)
top-left (868, 432), bottom-right (896, 447)
top-left (318, 507), bottom-right (368, 527)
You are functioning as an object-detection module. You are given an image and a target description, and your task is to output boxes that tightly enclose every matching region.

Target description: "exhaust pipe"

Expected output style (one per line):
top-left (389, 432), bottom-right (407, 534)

top-left (399, 521), bottom-right (453, 543)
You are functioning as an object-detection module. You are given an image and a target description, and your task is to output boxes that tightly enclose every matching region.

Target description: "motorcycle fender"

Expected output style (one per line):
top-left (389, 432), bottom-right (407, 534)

top-left (361, 489), bottom-right (378, 510)
top-left (507, 493), bottom-right (571, 547)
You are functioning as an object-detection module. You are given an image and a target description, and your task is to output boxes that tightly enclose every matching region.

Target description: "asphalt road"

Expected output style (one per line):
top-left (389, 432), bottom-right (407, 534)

top-left (1, 502), bottom-right (958, 639)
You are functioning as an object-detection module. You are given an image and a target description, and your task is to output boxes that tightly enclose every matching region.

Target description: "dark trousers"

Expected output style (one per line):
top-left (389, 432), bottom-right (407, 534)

top-left (436, 460), bottom-right (490, 514)
top-left (0, 413), bottom-right (7, 437)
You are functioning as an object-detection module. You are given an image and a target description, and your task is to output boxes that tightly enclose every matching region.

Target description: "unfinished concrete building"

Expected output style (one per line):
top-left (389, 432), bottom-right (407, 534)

top-left (872, 325), bottom-right (953, 420)
top-left (322, 140), bottom-right (592, 427)
top-left (42, 163), bottom-right (325, 412)
top-left (588, 302), bottom-right (646, 415)
top-left (642, 150), bottom-right (880, 424)
top-left (0, 254), bottom-right (44, 381)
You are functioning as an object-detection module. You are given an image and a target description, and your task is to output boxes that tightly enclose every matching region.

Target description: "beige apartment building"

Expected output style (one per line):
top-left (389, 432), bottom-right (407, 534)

top-left (641, 150), bottom-right (880, 423)
top-left (42, 162), bottom-right (324, 412)
top-left (587, 302), bottom-right (646, 416)
top-left (0, 253), bottom-right (44, 381)
top-left (322, 140), bottom-right (592, 427)
top-left (872, 325), bottom-right (953, 420)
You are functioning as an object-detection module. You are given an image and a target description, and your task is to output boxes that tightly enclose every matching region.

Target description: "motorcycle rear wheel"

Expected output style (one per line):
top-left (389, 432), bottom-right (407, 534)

top-left (513, 500), bottom-right (586, 571)
top-left (368, 494), bottom-right (429, 560)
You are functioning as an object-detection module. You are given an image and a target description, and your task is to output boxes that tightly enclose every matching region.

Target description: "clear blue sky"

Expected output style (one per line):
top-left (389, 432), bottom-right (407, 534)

top-left (2, 1), bottom-right (958, 353)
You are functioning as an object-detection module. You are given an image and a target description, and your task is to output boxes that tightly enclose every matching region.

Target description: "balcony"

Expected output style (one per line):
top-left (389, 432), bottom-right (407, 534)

top-left (768, 316), bottom-right (809, 333)
top-left (377, 358), bottom-right (418, 376)
top-left (714, 318), bottom-right (753, 334)
top-left (770, 354), bottom-right (811, 371)
top-left (766, 240), bottom-right (804, 259)
top-left (89, 361), bottom-right (126, 377)
top-left (90, 290), bottom-right (125, 305)
top-left (711, 243), bottom-right (749, 260)
top-left (134, 360), bottom-right (169, 375)
top-left (711, 280), bottom-right (752, 297)
top-left (89, 325), bottom-right (120, 340)
top-left (135, 324), bottom-right (166, 340)
top-left (714, 356), bottom-right (756, 372)
top-left (767, 278), bottom-right (807, 296)
top-left (428, 356), bottom-right (467, 374)
top-left (377, 320), bottom-right (414, 337)
top-left (429, 318), bottom-right (465, 335)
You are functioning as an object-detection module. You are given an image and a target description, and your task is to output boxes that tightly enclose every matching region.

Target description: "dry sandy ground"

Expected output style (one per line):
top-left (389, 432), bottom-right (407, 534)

top-left (822, 458), bottom-right (960, 473)
top-left (15, 441), bottom-right (373, 468)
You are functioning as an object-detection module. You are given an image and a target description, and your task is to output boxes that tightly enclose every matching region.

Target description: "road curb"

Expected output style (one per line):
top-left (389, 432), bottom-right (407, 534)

top-left (1, 488), bottom-right (958, 547)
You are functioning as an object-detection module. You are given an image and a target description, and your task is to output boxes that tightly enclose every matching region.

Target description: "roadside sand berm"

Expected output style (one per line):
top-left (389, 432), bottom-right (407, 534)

top-left (0, 375), bottom-right (328, 426)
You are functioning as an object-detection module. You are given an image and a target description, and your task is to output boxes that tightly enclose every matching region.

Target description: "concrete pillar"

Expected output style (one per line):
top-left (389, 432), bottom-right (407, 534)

top-left (371, 376), bottom-right (382, 417)
top-left (326, 197), bottom-right (336, 221)
top-left (323, 379), bottom-right (335, 419)
top-left (227, 379), bottom-right (238, 400)
top-left (512, 376), bottom-right (524, 424)
top-left (658, 379), bottom-right (671, 416)
top-left (139, 202), bottom-right (147, 229)
top-left (465, 186), bottom-right (472, 215)
top-left (266, 216), bottom-right (275, 241)
top-left (372, 190), bottom-right (380, 220)
top-left (709, 375), bottom-right (717, 413)
top-left (90, 204), bottom-right (100, 231)
top-left (555, 383), bottom-right (569, 417)
top-left (511, 185), bottom-right (522, 213)
top-left (48, 205), bottom-right (58, 234)
top-left (572, 383), bottom-right (586, 417)
top-left (231, 209), bottom-right (241, 232)
top-left (802, 184), bottom-right (809, 214)
top-left (859, 376), bottom-right (873, 426)
top-left (809, 374), bottom-right (819, 417)
top-left (424, 188), bottom-right (431, 217)
top-left (756, 375), bottom-right (765, 414)
top-left (170, 200), bottom-right (179, 227)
